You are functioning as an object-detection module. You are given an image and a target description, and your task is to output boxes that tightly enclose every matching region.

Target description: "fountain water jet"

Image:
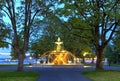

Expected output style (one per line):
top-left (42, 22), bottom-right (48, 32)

top-left (41, 37), bottom-right (76, 65)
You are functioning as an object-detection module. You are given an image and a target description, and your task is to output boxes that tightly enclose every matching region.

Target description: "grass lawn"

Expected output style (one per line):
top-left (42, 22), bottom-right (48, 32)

top-left (0, 71), bottom-right (39, 81)
top-left (110, 64), bottom-right (120, 66)
top-left (83, 63), bottom-right (120, 67)
top-left (83, 70), bottom-right (120, 81)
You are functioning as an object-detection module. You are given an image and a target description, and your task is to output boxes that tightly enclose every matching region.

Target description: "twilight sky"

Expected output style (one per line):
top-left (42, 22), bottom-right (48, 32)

top-left (0, 47), bottom-right (11, 54)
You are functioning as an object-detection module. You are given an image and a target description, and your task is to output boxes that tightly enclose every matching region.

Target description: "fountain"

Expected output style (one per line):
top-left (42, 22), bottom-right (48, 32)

top-left (41, 37), bottom-right (77, 65)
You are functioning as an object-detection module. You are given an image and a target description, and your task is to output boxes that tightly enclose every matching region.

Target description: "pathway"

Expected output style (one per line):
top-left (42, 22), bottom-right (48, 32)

top-left (0, 65), bottom-right (120, 81)
top-left (31, 66), bottom-right (93, 81)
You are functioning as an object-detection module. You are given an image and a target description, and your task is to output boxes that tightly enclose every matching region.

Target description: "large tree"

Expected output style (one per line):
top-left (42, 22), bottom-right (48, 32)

top-left (30, 13), bottom-right (89, 58)
top-left (0, 22), bottom-right (10, 47)
top-left (0, 0), bottom-right (56, 71)
top-left (112, 28), bottom-right (120, 63)
top-left (0, 2), bottom-right (11, 48)
top-left (56, 0), bottom-right (120, 70)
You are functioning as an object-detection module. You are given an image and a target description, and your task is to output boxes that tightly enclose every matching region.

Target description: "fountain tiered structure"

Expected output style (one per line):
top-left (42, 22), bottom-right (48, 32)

top-left (41, 37), bottom-right (77, 65)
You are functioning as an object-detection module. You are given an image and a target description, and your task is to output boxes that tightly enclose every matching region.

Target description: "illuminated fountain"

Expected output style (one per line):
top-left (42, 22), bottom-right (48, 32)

top-left (41, 37), bottom-right (77, 65)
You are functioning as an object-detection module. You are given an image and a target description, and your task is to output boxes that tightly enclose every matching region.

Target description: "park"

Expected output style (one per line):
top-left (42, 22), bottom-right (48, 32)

top-left (0, 0), bottom-right (120, 81)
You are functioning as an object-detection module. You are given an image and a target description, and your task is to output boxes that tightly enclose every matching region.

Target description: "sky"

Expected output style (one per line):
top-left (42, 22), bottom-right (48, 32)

top-left (0, 47), bottom-right (10, 52)
top-left (0, 1), bottom-right (64, 54)
top-left (0, 1), bottom-right (20, 54)
top-left (0, 48), bottom-right (11, 55)
top-left (0, 1), bottom-right (113, 54)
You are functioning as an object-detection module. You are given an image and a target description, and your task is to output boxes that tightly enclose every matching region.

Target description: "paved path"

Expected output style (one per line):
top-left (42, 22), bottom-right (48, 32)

top-left (0, 65), bottom-right (93, 81)
top-left (0, 65), bottom-right (120, 81)
top-left (31, 66), bottom-right (93, 81)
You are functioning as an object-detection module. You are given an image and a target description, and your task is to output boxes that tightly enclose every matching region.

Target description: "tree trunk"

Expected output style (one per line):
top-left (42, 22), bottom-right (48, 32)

top-left (96, 48), bottom-right (104, 70)
top-left (82, 57), bottom-right (85, 63)
top-left (91, 57), bottom-right (94, 63)
top-left (17, 52), bottom-right (25, 71)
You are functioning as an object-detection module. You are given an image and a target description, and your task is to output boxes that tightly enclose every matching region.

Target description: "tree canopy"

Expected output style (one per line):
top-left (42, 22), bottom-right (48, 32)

top-left (0, 0), bottom-right (120, 71)
top-left (0, 0), bottom-right (58, 71)
top-left (55, 0), bottom-right (120, 70)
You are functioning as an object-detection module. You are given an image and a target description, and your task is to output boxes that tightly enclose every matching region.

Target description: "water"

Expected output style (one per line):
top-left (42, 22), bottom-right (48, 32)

top-left (0, 59), bottom-right (31, 64)
top-left (0, 55), bottom-right (35, 64)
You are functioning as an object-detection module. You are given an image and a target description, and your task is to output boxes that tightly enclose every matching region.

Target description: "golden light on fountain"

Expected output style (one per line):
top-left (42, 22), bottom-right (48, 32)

top-left (41, 37), bottom-right (76, 65)
top-left (52, 37), bottom-right (68, 65)
top-left (55, 37), bottom-right (63, 52)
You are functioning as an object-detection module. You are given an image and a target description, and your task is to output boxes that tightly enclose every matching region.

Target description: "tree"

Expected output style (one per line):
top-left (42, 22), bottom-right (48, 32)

top-left (0, 23), bottom-right (11, 48)
top-left (104, 44), bottom-right (113, 65)
top-left (1, 0), bottom-right (56, 71)
top-left (56, 0), bottom-right (120, 70)
top-left (104, 43), bottom-right (120, 65)
top-left (112, 28), bottom-right (120, 51)
top-left (112, 30), bottom-right (120, 63)
top-left (30, 13), bottom-right (89, 58)
top-left (0, 1), bottom-right (11, 48)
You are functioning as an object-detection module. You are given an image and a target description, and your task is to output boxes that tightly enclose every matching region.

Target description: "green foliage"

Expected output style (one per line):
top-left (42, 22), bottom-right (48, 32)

top-left (104, 44), bottom-right (120, 64)
top-left (0, 0), bottom-right (11, 48)
top-left (55, 0), bottom-right (120, 70)
top-left (0, 0), bottom-right (61, 71)
top-left (83, 70), bottom-right (120, 81)
top-left (112, 28), bottom-right (120, 50)
top-left (0, 71), bottom-right (39, 81)
top-left (104, 44), bottom-right (113, 57)
top-left (30, 13), bottom-right (91, 58)
top-left (30, 1), bottom-right (96, 58)
top-left (10, 47), bottom-right (18, 60)
top-left (0, 19), bottom-right (11, 48)
top-left (112, 29), bottom-right (120, 63)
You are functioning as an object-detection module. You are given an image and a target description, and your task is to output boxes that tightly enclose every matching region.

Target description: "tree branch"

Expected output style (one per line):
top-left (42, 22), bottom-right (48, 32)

top-left (105, 22), bottom-right (118, 44)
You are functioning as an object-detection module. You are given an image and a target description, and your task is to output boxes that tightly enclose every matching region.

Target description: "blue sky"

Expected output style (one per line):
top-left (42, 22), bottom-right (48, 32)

top-left (0, 48), bottom-right (11, 56)
top-left (0, 48), bottom-right (11, 53)
top-left (0, 1), bottom-right (18, 53)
